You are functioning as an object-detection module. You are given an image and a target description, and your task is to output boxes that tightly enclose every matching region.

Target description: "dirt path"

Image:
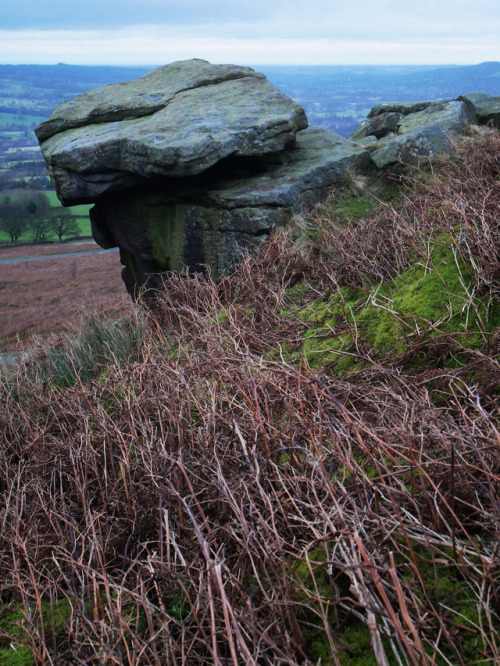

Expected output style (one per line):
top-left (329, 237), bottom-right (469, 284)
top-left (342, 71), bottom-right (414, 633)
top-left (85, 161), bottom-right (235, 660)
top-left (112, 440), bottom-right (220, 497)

top-left (0, 241), bottom-right (102, 260)
top-left (0, 247), bottom-right (118, 265)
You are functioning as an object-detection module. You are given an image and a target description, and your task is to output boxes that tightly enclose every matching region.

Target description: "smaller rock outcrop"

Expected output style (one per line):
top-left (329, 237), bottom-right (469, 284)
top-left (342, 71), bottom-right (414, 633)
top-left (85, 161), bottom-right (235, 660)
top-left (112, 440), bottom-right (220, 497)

top-left (349, 93), bottom-right (500, 169)
top-left (458, 93), bottom-right (500, 127)
top-left (350, 99), bottom-right (474, 168)
top-left (348, 111), bottom-right (403, 142)
top-left (367, 101), bottom-right (435, 118)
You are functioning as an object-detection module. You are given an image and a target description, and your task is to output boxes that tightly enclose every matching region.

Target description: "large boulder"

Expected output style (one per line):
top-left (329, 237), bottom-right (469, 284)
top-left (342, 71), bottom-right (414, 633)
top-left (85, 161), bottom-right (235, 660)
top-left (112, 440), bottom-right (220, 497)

top-left (36, 59), bottom-right (308, 205)
top-left (90, 127), bottom-right (369, 293)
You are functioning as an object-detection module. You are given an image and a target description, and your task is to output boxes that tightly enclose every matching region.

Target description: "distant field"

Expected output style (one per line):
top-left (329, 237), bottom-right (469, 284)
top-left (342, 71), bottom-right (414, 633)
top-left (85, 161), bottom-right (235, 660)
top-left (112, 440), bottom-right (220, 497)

top-left (0, 130), bottom-right (24, 139)
top-left (0, 190), bottom-right (92, 242)
top-left (0, 111), bottom-right (46, 126)
top-left (44, 190), bottom-right (92, 217)
top-left (5, 146), bottom-right (41, 154)
top-left (0, 243), bottom-right (127, 349)
top-left (0, 218), bottom-right (92, 243)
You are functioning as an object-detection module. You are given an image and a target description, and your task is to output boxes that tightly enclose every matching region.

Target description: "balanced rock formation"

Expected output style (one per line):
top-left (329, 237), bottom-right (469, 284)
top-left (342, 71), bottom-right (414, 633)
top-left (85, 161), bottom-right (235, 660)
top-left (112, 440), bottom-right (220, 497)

top-left (36, 59), bottom-right (368, 295)
top-left (37, 58), bottom-right (499, 297)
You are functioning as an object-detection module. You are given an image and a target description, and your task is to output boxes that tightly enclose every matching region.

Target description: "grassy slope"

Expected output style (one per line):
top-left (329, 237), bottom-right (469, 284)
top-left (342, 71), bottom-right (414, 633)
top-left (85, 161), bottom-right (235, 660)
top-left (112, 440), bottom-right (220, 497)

top-left (0, 131), bottom-right (499, 665)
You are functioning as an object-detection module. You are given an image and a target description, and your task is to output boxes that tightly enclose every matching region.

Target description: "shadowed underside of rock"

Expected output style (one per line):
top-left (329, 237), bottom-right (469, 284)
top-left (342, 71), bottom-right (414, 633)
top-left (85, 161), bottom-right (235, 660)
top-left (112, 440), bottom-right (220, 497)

top-left (90, 127), bottom-right (369, 294)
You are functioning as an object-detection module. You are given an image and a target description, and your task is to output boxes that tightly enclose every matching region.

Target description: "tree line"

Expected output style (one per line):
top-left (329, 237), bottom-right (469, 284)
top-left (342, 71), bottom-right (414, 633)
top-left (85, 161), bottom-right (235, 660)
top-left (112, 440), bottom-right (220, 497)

top-left (0, 190), bottom-right (79, 243)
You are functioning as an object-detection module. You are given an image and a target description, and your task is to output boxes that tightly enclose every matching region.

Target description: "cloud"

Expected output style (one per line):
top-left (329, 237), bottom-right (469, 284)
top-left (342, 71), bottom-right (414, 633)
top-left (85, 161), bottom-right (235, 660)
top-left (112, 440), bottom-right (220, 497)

top-left (3, 0), bottom-right (500, 40)
top-left (0, 26), bottom-right (498, 66)
top-left (0, 0), bottom-right (498, 65)
top-left (0, 0), bottom-right (275, 30)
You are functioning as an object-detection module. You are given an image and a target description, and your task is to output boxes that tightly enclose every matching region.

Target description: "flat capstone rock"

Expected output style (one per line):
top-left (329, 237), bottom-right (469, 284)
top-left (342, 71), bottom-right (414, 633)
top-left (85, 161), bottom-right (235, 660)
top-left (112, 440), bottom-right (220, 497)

top-left (36, 59), bottom-right (308, 205)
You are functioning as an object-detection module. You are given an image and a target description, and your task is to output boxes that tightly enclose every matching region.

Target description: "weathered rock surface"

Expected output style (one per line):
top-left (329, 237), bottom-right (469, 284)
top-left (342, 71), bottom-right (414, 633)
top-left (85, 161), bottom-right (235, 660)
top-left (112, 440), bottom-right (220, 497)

top-left (458, 93), bottom-right (500, 127)
top-left (348, 111), bottom-right (403, 141)
top-left (90, 127), bottom-right (369, 292)
top-left (370, 126), bottom-right (452, 169)
top-left (397, 100), bottom-right (472, 136)
top-left (355, 99), bottom-right (475, 168)
top-left (36, 60), bottom-right (262, 141)
top-left (368, 101), bottom-right (436, 118)
top-left (37, 59), bottom-right (308, 205)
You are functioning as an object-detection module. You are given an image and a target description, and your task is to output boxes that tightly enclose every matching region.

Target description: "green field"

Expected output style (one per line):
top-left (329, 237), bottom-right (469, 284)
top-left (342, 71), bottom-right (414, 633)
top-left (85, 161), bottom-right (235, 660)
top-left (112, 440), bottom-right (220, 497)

top-left (0, 130), bottom-right (25, 139)
top-left (44, 190), bottom-right (92, 217)
top-left (0, 218), bottom-right (92, 243)
top-left (0, 190), bottom-right (92, 242)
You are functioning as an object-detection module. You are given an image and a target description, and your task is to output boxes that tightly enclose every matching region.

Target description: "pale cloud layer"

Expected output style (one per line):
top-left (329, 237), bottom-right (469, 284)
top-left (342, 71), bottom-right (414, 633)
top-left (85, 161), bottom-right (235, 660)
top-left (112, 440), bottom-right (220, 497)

top-left (1, 0), bottom-right (499, 64)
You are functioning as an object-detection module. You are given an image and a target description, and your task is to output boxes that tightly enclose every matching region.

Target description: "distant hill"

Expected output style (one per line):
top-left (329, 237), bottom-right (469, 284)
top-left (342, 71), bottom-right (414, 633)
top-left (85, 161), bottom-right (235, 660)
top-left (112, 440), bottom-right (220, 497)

top-left (403, 61), bottom-right (500, 97)
top-left (258, 61), bottom-right (500, 134)
top-left (0, 62), bottom-right (152, 91)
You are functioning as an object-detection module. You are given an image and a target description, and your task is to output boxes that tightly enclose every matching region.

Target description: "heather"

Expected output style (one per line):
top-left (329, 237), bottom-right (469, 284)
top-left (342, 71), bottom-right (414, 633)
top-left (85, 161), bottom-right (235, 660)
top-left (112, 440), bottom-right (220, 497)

top-left (0, 130), bottom-right (498, 665)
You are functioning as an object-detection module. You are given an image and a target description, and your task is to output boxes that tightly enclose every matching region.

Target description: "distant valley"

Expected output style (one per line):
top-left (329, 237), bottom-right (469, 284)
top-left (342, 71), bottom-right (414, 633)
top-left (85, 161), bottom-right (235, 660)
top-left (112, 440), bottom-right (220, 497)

top-left (0, 60), bottom-right (499, 202)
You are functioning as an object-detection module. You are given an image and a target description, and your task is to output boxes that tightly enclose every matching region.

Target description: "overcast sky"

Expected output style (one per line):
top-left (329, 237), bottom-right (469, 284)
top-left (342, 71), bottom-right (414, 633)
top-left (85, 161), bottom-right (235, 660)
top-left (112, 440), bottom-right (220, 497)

top-left (1, 0), bottom-right (499, 66)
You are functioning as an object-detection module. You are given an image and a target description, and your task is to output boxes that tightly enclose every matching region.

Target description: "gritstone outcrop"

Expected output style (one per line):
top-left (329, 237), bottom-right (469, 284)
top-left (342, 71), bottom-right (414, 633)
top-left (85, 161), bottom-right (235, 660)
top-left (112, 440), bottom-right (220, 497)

top-left (36, 59), bottom-right (368, 295)
top-left (35, 60), bottom-right (500, 297)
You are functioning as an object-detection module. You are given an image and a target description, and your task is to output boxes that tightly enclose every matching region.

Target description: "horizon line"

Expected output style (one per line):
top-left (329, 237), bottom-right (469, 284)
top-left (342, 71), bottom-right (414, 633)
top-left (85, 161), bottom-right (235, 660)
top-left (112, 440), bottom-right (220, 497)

top-left (2, 60), bottom-right (499, 67)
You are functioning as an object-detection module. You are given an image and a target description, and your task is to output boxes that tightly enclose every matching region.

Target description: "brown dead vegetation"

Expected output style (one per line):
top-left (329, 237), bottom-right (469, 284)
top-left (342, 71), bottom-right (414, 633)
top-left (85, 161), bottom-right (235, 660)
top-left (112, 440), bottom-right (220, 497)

top-left (0, 246), bottom-right (127, 348)
top-left (0, 130), bottom-right (498, 664)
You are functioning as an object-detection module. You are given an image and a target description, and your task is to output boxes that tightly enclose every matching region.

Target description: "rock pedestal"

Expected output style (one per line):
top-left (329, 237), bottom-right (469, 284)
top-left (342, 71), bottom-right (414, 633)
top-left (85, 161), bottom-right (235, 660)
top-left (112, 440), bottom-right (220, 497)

top-left (90, 127), bottom-right (369, 292)
top-left (36, 59), bottom-right (368, 295)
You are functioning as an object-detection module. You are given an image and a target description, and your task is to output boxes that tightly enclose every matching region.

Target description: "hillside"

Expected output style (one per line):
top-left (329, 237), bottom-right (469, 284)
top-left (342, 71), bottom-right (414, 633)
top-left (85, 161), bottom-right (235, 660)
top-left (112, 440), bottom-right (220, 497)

top-left (0, 128), bottom-right (498, 664)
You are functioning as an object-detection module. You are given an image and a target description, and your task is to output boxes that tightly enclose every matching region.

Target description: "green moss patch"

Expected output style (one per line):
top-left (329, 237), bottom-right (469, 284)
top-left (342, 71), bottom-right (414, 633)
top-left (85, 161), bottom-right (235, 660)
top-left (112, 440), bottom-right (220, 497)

top-left (291, 242), bottom-right (498, 374)
top-left (0, 597), bottom-right (75, 665)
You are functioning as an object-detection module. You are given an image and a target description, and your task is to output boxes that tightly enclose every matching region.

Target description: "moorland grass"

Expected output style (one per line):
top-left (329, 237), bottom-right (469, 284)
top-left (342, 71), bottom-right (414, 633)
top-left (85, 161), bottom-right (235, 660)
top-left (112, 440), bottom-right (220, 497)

top-left (0, 130), bottom-right (498, 665)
